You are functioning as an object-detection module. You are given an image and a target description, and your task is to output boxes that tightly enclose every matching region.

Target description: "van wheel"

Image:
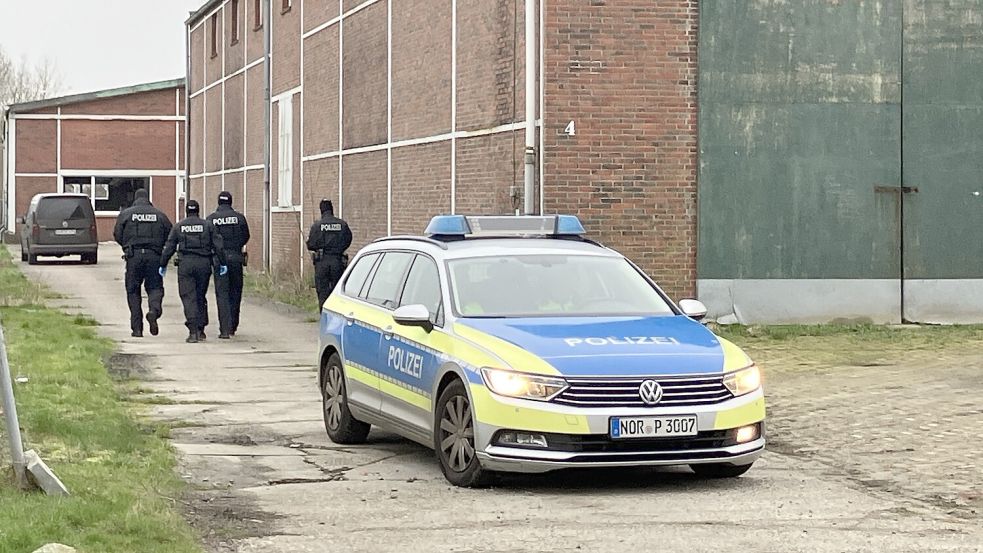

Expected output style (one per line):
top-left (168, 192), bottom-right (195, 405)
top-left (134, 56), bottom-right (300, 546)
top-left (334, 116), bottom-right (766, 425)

top-left (434, 379), bottom-right (494, 488)
top-left (321, 353), bottom-right (370, 444)
top-left (83, 252), bottom-right (98, 265)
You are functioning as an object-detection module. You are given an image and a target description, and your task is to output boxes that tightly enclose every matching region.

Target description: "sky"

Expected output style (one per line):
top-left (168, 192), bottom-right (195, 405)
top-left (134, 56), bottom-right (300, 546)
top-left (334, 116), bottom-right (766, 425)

top-left (0, 0), bottom-right (206, 95)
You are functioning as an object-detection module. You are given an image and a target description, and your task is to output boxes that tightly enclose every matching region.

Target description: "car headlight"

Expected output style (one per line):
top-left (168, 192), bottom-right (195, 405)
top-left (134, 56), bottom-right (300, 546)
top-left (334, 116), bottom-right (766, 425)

top-left (480, 368), bottom-right (568, 401)
top-left (723, 365), bottom-right (761, 396)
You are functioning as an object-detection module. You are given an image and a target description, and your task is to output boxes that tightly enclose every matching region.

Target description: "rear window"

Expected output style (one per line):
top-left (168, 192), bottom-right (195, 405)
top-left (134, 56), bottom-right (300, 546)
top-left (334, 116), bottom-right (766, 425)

top-left (36, 197), bottom-right (93, 223)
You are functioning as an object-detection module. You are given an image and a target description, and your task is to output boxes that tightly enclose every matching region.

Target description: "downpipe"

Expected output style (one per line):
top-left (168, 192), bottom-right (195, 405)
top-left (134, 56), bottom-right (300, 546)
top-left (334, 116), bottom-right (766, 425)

top-left (523, 0), bottom-right (537, 215)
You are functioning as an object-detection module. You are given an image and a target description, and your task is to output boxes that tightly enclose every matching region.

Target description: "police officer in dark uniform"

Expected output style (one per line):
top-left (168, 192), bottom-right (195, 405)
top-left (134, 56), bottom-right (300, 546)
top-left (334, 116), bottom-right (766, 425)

top-left (113, 188), bottom-right (173, 338)
top-left (306, 199), bottom-right (353, 308)
top-left (207, 191), bottom-right (250, 339)
top-left (160, 200), bottom-right (228, 343)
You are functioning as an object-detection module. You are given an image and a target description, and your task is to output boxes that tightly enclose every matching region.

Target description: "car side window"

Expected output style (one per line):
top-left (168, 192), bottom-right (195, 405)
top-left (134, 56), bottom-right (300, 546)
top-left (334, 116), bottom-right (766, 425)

top-left (343, 253), bottom-right (379, 298)
top-left (399, 255), bottom-right (443, 326)
top-left (364, 252), bottom-right (415, 309)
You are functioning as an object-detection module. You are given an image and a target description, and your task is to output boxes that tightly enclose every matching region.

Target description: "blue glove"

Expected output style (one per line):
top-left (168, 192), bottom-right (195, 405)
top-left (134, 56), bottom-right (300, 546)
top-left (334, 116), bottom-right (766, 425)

top-left (158, 266), bottom-right (167, 277)
top-left (219, 265), bottom-right (228, 276)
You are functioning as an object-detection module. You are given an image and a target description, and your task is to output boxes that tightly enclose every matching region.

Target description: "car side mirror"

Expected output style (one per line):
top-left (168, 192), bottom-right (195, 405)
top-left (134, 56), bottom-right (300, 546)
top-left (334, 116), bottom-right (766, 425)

top-left (393, 304), bottom-right (433, 331)
top-left (15, 217), bottom-right (24, 225)
top-left (678, 299), bottom-right (708, 321)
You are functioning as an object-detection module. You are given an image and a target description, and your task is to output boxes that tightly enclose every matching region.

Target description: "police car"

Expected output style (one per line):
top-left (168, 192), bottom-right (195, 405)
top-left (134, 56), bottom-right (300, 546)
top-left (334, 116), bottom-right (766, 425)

top-left (318, 215), bottom-right (765, 487)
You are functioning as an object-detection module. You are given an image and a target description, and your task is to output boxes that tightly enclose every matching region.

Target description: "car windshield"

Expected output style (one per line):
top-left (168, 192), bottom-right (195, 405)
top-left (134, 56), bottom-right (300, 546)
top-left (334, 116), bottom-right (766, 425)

top-left (447, 254), bottom-right (676, 318)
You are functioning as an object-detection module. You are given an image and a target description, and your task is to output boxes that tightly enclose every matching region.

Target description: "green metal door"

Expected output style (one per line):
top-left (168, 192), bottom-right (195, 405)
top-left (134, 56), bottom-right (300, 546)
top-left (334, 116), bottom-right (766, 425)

top-left (901, 0), bottom-right (983, 322)
top-left (698, 1), bottom-right (904, 323)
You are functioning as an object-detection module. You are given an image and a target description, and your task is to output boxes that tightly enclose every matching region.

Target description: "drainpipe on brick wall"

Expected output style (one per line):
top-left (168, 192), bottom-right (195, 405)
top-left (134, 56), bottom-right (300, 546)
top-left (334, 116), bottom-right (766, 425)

top-left (262, 0), bottom-right (272, 272)
top-left (184, 25), bottom-right (192, 214)
top-left (523, 0), bottom-right (537, 215)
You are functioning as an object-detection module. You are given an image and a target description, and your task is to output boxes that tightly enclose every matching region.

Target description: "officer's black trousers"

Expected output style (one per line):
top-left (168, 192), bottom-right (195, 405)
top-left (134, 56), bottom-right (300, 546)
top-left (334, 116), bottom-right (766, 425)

top-left (177, 255), bottom-right (212, 333)
top-left (314, 255), bottom-right (344, 309)
top-left (215, 260), bottom-right (244, 335)
top-left (125, 251), bottom-right (164, 334)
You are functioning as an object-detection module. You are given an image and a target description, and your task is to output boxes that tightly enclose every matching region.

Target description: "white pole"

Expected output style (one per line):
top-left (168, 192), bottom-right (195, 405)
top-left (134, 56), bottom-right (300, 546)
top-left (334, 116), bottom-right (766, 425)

top-left (0, 321), bottom-right (28, 489)
top-left (523, 0), bottom-right (537, 215)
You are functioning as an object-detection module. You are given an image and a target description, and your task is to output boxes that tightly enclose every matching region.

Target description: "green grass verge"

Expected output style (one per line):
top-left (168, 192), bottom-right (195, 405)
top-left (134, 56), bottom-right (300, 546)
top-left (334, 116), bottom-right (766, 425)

top-left (0, 246), bottom-right (201, 553)
top-left (244, 270), bottom-right (320, 314)
top-left (712, 323), bottom-right (983, 371)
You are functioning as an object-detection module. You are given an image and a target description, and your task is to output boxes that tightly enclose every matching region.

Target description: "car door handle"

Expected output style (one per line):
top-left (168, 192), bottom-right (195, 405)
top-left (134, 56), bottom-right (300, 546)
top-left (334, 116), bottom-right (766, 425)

top-left (345, 312), bottom-right (355, 326)
top-left (383, 326), bottom-right (393, 340)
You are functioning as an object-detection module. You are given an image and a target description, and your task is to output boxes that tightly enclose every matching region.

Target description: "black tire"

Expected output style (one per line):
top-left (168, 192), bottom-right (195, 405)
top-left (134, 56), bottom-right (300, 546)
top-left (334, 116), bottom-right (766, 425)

top-left (321, 353), bottom-right (370, 444)
top-left (83, 252), bottom-right (98, 265)
top-left (690, 462), bottom-right (754, 479)
top-left (434, 378), bottom-right (494, 488)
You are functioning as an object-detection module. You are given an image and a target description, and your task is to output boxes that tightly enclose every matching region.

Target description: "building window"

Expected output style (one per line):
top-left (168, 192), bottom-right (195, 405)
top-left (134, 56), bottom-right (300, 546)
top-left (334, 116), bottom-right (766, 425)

top-left (230, 0), bottom-right (240, 44)
top-left (254, 0), bottom-right (263, 29)
top-left (64, 176), bottom-right (150, 213)
top-left (282, 0), bottom-right (291, 14)
top-left (210, 14), bottom-right (218, 58)
top-left (277, 97), bottom-right (293, 207)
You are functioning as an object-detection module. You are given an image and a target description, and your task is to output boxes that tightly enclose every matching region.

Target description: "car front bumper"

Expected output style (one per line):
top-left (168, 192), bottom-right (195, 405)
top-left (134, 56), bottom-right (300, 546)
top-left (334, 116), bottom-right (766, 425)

top-left (470, 386), bottom-right (766, 474)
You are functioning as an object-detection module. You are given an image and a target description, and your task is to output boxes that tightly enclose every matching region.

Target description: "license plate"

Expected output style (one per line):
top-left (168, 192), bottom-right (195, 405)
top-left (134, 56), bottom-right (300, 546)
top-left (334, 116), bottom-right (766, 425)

top-left (610, 415), bottom-right (698, 439)
top-left (54, 229), bottom-right (77, 236)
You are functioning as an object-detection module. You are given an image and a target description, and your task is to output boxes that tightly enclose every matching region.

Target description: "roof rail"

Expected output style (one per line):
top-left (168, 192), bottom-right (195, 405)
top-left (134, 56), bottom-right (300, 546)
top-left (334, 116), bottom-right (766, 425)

top-left (372, 235), bottom-right (450, 250)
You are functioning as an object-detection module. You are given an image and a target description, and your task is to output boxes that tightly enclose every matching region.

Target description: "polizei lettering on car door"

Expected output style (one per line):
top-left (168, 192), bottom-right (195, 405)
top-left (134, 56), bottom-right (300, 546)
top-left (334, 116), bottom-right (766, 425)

top-left (563, 337), bottom-right (681, 347)
top-left (387, 346), bottom-right (423, 379)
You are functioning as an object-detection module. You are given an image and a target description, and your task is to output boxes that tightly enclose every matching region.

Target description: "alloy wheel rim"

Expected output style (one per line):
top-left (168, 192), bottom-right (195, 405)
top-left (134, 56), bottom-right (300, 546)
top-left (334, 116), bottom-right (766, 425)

top-left (439, 395), bottom-right (475, 472)
top-left (324, 365), bottom-right (343, 431)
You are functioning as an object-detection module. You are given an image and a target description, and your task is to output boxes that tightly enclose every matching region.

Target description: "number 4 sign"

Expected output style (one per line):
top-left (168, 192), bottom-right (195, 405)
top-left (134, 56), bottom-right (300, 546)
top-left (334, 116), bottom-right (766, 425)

top-left (564, 120), bottom-right (576, 136)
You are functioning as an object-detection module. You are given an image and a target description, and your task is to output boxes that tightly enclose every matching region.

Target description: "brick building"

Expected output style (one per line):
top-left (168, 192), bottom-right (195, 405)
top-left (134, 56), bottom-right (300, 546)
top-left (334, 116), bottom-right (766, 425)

top-left (185, 0), bottom-right (697, 299)
top-left (2, 79), bottom-right (187, 239)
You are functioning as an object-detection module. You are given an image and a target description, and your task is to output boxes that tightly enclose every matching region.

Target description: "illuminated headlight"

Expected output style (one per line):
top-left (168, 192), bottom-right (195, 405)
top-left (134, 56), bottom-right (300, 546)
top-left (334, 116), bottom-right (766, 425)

top-left (723, 365), bottom-right (762, 397)
top-left (480, 368), bottom-right (568, 401)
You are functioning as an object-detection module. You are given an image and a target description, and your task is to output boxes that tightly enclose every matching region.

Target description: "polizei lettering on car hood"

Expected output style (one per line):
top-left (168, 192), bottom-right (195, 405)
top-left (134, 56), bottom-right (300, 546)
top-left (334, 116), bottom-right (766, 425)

top-left (458, 316), bottom-right (725, 376)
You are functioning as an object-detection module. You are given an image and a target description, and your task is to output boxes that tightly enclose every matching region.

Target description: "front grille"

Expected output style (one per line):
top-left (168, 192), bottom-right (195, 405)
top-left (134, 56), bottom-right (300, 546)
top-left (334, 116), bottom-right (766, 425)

top-left (540, 429), bottom-right (734, 453)
top-left (553, 375), bottom-right (733, 408)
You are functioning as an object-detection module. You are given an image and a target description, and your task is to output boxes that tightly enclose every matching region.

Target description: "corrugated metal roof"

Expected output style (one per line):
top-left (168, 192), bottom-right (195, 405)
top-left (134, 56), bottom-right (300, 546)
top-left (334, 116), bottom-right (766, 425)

top-left (186, 0), bottom-right (225, 27)
top-left (6, 78), bottom-right (185, 114)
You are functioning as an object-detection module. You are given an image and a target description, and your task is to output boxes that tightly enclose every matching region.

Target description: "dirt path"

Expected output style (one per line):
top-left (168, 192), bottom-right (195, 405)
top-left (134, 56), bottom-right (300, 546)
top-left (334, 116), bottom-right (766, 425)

top-left (19, 244), bottom-right (983, 553)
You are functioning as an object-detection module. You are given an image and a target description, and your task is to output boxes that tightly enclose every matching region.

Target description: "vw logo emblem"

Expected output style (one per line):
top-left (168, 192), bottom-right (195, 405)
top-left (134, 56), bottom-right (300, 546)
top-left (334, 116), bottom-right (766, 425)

top-left (62, 221), bottom-right (68, 228)
top-left (638, 380), bottom-right (663, 405)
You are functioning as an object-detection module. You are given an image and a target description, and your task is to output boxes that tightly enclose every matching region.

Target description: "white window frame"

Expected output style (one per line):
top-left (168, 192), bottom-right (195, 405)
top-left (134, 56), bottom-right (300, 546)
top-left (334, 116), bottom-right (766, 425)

top-left (59, 175), bottom-right (153, 216)
top-left (277, 96), bottom-right (294, 208)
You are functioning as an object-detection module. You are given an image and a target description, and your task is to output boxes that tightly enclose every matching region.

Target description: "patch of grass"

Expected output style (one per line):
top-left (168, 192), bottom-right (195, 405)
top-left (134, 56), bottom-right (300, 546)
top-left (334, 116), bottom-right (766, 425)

top-left (712, 323), bottom-right (983, 371)
top-left (0, 246), bottom-right (201, 553)
top-left (244, 270), bottom-right (320, 313)
top-left (73, 314), bottom-right (99, 326)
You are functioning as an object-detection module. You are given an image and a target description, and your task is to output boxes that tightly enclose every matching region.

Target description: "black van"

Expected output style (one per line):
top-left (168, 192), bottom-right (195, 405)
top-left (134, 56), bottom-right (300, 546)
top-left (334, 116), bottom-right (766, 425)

top-left (18, 194), bottom-right (99, 265)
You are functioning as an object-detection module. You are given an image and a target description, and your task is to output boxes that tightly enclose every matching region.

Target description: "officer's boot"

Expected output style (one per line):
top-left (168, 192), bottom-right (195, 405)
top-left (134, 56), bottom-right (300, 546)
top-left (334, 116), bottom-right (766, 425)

top-left (186, 330), bottom-right (199, 344)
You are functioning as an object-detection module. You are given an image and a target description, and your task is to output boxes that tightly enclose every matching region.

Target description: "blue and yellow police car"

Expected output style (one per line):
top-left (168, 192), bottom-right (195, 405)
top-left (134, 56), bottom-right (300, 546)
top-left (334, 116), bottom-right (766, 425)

top-left (318, 215), bottom-right (765, 487)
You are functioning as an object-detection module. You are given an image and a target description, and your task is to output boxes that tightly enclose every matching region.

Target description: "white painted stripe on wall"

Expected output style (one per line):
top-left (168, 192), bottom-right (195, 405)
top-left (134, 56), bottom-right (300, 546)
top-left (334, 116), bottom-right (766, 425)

top-left (386, 0), bottom-right (393, 235)
top-left (697, 279), bottom-right (903, 325)
top-left (14, 114), bottom-right (185, 122)
top-left (6, 118), bottom-right (15, 229)
top-left (450, 0), bottom-right (457, 214)
top-left (338, 1), bottom-right (344, 217)
top-left (539, 0), bottom-right (545, 215)
top-left (302, 0), bottom-right (384, 40)
top-left (190, 57), bottom-right (265, 99)
top-left (14, 173), bottom-right (59, 178)
top-left (302, 121), bottom-right (534, 164)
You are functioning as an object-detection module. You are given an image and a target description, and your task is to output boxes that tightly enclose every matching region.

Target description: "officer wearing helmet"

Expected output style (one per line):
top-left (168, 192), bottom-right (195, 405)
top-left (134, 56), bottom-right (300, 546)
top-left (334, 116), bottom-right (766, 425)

top-left (207, 191), bottom-right (250, 339)
top-left (306, 199), bottom-right (352, 308)
top-left (113, 188), bottom-right (173, 338)
top-left (160, 200), bottom-right (227, 343)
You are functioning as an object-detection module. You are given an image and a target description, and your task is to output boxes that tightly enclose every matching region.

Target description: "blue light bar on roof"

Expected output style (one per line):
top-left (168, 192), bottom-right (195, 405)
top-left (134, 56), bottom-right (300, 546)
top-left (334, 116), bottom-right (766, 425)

top-left (424, 215), bottom-right (585, 238)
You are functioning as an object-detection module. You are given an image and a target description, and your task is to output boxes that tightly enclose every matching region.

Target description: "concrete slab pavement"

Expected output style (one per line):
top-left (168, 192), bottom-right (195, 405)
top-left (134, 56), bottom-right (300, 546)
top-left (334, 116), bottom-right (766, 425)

top-left (16, 244), bottom-right (983, 553)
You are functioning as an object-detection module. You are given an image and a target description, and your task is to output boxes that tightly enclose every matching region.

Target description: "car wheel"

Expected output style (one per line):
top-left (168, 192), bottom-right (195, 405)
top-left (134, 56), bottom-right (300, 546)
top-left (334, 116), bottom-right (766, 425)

top-left (434, 379), bottom-right (494, 488)
top-left (321, 353), bottom-right (370, 444)
top-left (690, 463), bottom-right (754, 479)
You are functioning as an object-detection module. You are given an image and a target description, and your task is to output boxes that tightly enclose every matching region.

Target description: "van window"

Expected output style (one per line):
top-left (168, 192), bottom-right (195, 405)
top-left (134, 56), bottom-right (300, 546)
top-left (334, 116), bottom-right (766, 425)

top-left (36, 197), bottom-right (93, 225)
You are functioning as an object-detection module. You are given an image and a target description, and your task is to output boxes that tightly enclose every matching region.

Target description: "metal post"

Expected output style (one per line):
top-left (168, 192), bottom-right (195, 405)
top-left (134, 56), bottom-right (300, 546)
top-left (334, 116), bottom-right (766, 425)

top-left (263, 0), bottom-right (273, 273)
top-left (523, 0), bottom-right (538, 215)
top-left (0, 322), bottom-right (28, 489)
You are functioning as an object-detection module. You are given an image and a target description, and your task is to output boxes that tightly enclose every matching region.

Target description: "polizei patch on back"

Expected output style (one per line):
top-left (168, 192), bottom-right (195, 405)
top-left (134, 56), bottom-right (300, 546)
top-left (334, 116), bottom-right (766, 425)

top-left (132, 214), bottom-right (158, 222)
top-left (181, 225), bottom-right (204, 233)
top-left (321, 223), bottom-right (342, 232)
top-left (212, 217), bottom-right (239, 225)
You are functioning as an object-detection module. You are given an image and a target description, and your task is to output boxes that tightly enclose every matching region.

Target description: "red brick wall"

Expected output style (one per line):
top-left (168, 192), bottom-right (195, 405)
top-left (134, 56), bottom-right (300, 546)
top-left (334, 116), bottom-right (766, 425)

top-left (302, 26), bottom-right (340, 156)
top-left (191, 26), bottom-right (206, 92)
top-left (392, 143), bottom-right (452, 235)
top-left (225, 0), bottom-right (247, 74)
top-left (247, 0), bottom-right (266, 61)
top-left (272, 0), bottom-right (301, 95)
top-left (456, 131), bottom-right (523, 215)
top-left (225, 73), bottom-right (246, 169)
top-left (271, 211), bottom-right (302, 275)
top-left (206, 7), bottom-right (226, 85)
top-left (61, 120), bottom-right (177, 171)
top-left (341, 151), bottom-right (387, 252)
top-left (246, 65), bottom-right (266, 166)
top-left (341, 2), bottom-right (387, 149)
top-left (152, 176), bottom-right (178, 223)
top-left (391, 0), bottom-right (452, 141)
top-left (14, 177), bottom-right (57, 218)
top-left (244, 169), bottom-right (266, 265)
top-left (14, 120), bottom-right (56, 173)
top-left (302, 158), bottom-right (339, 216)
top-left (61, 88), bottom-right (181, 116)
top-left (543, 0), bottom-right (699, 299)
top-left (190, 94), bottom-right (205, 175)
top-left (205, 86), bottom-right (224, 173)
